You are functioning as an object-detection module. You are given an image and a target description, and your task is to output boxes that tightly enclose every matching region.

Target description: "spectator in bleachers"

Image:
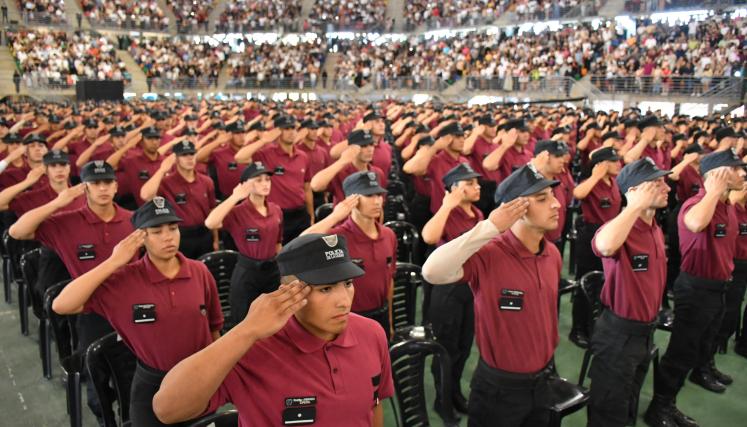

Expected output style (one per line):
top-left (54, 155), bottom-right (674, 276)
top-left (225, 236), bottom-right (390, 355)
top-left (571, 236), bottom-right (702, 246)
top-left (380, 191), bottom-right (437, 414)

top-left (170, 0), bottom-right (213, 33)
top-left (80, 0), bottom-right (169, 31)
top-left (18, 0), bottom-right (66, 25)
top-left (226, 40), bottom-right (326, 90)
top-left (216, 0), bottom-right (301, 33)
top-left (308, 0), bottom-right (388, 32)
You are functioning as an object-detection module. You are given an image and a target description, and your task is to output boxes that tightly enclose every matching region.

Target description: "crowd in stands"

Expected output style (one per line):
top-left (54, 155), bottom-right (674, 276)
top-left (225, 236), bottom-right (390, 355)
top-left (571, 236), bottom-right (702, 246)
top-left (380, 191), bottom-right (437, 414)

top-left (129, 37), bottom-right (230, 89)
top-left (216, 0), bottom-right (302, 33)
top-left (18, 0), bottom-right (66, 25)
top-left (403, 0), bottom-right (502, 30)
top-left (80, 0), bottom-right (169, 31)
top-left (226, 40), bottom-right (327, 89)
top-left (170, 0), bottom-right (214, 32)
top-left (9, 29), bottom-right (129, 88)
top-left (308, 0), bottom-right (389, 32)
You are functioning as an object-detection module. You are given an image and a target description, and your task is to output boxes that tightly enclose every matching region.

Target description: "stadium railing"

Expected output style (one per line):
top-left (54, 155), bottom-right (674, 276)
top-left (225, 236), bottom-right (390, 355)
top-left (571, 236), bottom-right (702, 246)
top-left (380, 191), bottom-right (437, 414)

top-left (15, 76), bottom-right (132, 91)
top-left (20, 12), bottom-right (68, 27)
top-left (589, 75), bottom-right (743, 99)
top-left (465, 75), bottom-right (576, 96)
top-left (214, 20), bottom-right (302, 34)
top-left (624, 0), bottom-right (742, 13)
top-left (87, 17), bottom-right (169, 32)
top-left (224, 76), bottom-right (355, 91)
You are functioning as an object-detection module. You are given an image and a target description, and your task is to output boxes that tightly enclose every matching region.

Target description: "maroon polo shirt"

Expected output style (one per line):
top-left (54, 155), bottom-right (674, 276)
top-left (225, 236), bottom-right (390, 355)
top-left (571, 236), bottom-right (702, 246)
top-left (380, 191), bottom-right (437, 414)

top-left (427, 150), bottom-right (469, 213)
top-left (413, 174), bottom-right (431, 197)
top-left (35, 204), bottom-right (133, 278)
top-left (158, 171), bottom-right (216, 227)
top-left (462, 228), bottom-right (561, 373)
top-left (84, 253), bottom-right (223, 371)
top-left (223, 199), bottom-right (283, 260)
top-left (328, 163), bottom-right (387, 204)
top-left (119, 152), bottom-right (163, 206)
top-left (468, 137), bottom-right (501, 182)
top-left (641, 145), bottom-right (668, 171)
top-left (330, 218), bottom-right (397, 312)
top-left (0, 162), bottom-right (49, 191)
top-left (676, 164), bottom-right (703, 203)
top-left (206, 314), bottom-right (394, 427)
top-left (254, 143), bottom-right (312, 210)
top-left (298, 141), bottom-right (331, 179)
top-left (440, 205), bottom-right (483, 245)
top-left (678, 190), bottom-right (737, 281)
top-left (372, 139), bottom-right (392, 178)
top-left (581, 178), bottom-right (622, 226)
top-left (735, 203), bottom-right (747, 261)
top-left (68, 138), bottom-right (115, 177)
top-left (9, 184), bottom-right (86, 217)
top-left (209, 144), bottom-right (242, 198)
top-left (593, 217), bottom-right (667, 322)
top-left (497, 145), bottom-right (533, 182)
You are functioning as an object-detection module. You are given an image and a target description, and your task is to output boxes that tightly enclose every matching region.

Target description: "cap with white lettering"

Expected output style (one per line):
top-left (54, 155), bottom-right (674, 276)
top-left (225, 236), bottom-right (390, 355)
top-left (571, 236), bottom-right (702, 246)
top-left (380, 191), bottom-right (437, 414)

top-left (276, 233), bottom-right (364, 285)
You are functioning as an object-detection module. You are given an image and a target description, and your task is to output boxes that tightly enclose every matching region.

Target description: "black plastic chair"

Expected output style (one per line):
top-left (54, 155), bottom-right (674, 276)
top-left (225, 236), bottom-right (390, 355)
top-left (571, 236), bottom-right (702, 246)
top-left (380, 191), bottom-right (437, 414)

top-left (384, 194), bottom-right (410, 223)
top-left (1, 229), bottom-right (10, 303)
top-left (86, 332), bottom-right (136, 427)
top-left (390, 326), bottom-right (455, 427)
top-left (199, 250), bottom-right (238, 332)
top-left (545, 371), bottom-right (590, 427)
top-left (387, 179), bottom-right (408, 198)
top-left (392, 262), bottom-right (422, 333)
top-left (187, 410), bottom-right (239, 427)
top-left (44, 280), bottom-right (83, 427)
top-left (3, 229), bottom-right (40, 304)
top-left (314, 202), bottom-right (334, 222)
top-left (18, 247), bottom-right (43, 336)
top-left (384, 221), bottom-right (420, 264)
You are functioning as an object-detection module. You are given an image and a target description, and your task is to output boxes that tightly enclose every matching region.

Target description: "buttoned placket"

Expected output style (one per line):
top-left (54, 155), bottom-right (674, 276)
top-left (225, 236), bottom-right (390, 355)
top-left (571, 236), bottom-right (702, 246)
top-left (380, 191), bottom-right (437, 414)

top-left (324, 343), bottom-right (345, 394)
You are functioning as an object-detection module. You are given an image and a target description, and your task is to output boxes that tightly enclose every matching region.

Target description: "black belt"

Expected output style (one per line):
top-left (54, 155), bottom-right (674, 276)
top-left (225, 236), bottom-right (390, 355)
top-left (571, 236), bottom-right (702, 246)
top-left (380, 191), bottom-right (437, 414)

top-left (600, 308), bottom-right (656, 337)
top-left (179, 225), bottom-right (209, 236)
top-left (680, 271), bottom-right (731, 291)
top-left (475, 358), bottom-right (554, 388)
top-left (357, 305), bottom-right (388, 318)
top-left (237, 253), bottom-right (277, 271)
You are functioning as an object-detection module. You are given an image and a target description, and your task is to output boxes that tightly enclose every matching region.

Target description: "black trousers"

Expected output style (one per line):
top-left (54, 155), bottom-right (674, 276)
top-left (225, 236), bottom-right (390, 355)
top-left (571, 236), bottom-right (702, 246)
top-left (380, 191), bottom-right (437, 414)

top-left (654, 272), bottom-right (727, 400)
top-left (429, 283), bottom-right (474, 399)
top-left (572, 220), bottom-right (602, 335)
top-left (358, 305), bottom-right (390, 341)
top-left (588, 309), bottom-right (656, 427)
top-left (131, 361), bottom-right (193, 427)
top-left (282, 206), bottom-right (311, 245)
top-left (77, 313), bottom-right (117, 422)
top-left (408, 193), bottom-right (431, 266)
top-left (716, 259), bottom-right (747, 350)
top-left (229, 255), bottom-right (280, 325)
top-left (468, 359), bottom-right (553, 427)
top-left (179, 225), bottom-right (213, 259)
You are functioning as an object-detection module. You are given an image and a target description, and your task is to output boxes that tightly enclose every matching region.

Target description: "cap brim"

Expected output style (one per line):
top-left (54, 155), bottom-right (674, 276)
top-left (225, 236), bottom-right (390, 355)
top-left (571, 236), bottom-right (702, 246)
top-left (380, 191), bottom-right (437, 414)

top-left (346, 186), bottom-right (387, 197)
top-left (642, 169), bottom-right (672, 182)
top-left (81, 173), bottom-right (117, 182)
top-left (448, 172), bottom-right (482, 186)
top-left (138, 215), bottom-right (183, 229)
top-left (296, 261), bottom-right (364, 285)
top-left (519, 178), bottom-right (560, 198)
top-left (175, 150), bottom-right (197, 156)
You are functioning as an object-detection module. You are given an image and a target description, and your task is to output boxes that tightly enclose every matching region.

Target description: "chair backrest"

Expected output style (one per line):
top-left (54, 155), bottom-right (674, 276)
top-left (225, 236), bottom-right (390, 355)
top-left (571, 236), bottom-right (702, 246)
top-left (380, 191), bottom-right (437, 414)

top-left (579, 271), bottom-right (605, 334)
top-left (392, 262), bottom-right (422, 332)
top-left (390, 327), bottom-right (453, 427)
top-left (20, 247), bottom-right (43, 295)
top-left (43, 280), bottom-right (77, 363)
top-left (199, 250), bottom-right (239, 331)
top-left (386, 179), bottom-right (407, 198)
top-left (314, 203), bottom-right (334, 222)
top-left (0, 229), bottom-right (9, 260)
top-left (86, 332), bottom-right (136, 427)
top-left (384, 195), bottom-right (410, 223)
top-left (4, 231), bottom-right (40, 280)
top-left (187, 410), bottom-right (239, 427)
top-left (384, 221), bottom-right (420, 264)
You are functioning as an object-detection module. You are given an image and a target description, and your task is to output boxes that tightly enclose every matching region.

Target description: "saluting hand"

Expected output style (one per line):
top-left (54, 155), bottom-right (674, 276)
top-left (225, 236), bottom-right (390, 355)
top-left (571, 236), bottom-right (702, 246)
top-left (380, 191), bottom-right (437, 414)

top-left (25, 165), bottom-right (46, 184)
top-left (54, 183), bottom-right (85, 207)
top-left (442, 186), bottom-right (464, 211)
top-left (626, 181), bottom-right (659, 212)
top-left (261, 128), bottom-right (282, 144)
top-left (110, 230), bottom-right (145, 267)
top-left (591, 161), bottom-right (609, 180)
top-left (332, 194), bottom-right (360, 220)
top-left (240, 280), bottom-right (311, 340)
top-left (705, 168), bottom-right (729, 196)
top-left (231, 180), bottom-right (253, 201)
top-left (488, 197), bottom-right (529, 232)
top-left (159, 153), bottom-right (176, 172)
top-left (339, 144), bottom-right (361, 164)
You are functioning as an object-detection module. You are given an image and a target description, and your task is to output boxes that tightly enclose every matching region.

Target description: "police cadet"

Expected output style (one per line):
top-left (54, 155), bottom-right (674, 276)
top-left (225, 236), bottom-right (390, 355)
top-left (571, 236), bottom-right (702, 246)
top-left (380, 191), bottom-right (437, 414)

top-left (646, 150), bottom-right (746, 427)
top-left (310, 129), bottom-right (387, 204)
top-left (423, 165), bottom-right (562, 427)
top-left (296, 119), bottom-right (331, 209)
top-left (194, 121), bottom-right (238, 198)
top-left (462, 114), bottom-right (499, 216)
top-left (235, 115), bottom-right (314, 243)
top-left (303, 171), bottom-right (397, 337)
top-left (153, 233), bottom-right (394, 426)
top-left (113, 126), bottom-right (164, 207)
top-left (331, 111), bottom-right (393, 178)
top-left (140, 141), bottom-right (218, 259)
top-left (587, 158), bottom-right (671, 427)
top-left (9, 160), bottom-right (133, 423)
top-left (0, 132), bottom-right (48, 189)
top-left (532, 140), bottom-right (573, 248)
top-left (482, 119), bottom-right (534, 183)
top-left (421, 162), bottom-right (482, 418)
top-left (570, 146), bottom-right (623, 347)
top-left (205, 162), bottom-right (282, 324)
top-left (52, 197), bottom-right (223, 427)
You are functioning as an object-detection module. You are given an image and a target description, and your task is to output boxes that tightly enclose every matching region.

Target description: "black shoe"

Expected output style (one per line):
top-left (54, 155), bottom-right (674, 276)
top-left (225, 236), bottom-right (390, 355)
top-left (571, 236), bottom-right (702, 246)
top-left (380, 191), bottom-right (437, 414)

top-left (669, 404), bottom-right (699, 427)
top-left (433, 398), bottom-right (460, 425)
top-left (688, 370), bottom-right (726, 393)
top-left (568, 329), bottom-right (589, 349)
top-left (644, 400), bottom-right (677, 427)
top-left (707, 361), bottom-right (733, 386)
top-left (452, 392), bottom-right (469, 414)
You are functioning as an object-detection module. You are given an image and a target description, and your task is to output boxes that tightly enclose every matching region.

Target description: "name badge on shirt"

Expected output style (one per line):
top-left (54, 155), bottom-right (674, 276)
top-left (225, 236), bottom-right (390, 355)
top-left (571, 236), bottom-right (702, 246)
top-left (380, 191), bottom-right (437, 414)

top-left (739, 224), bottom-right (747, 236)
top-left (274, 165), bottom-right (286, 176)
top-left (715, 223), bottom-right (727, 238)
top-left (245, 228), bottom-right (261, 242)
top-left (600, 197), bottom-right (612, 209)
top-left (227, 162), bottom-right (238, 171)
top-left (132, 304), bottom-right (156, 324)
top-left (138, 170), bottom-right (150, 181)
top-left (372, 373), bottom-right (382, 405)
top-left (352, 258), bottom-right (365, 271)
top-left (631, 254), bottom-right (649, 272)
top-left (282, 396), bottom-right (316, 425)
top-left (174, 193), bottom-right (187, 205)
top-left (77, 244), bottom-right (96, 261)
top-left (499, 289), bottom-right (524, 311)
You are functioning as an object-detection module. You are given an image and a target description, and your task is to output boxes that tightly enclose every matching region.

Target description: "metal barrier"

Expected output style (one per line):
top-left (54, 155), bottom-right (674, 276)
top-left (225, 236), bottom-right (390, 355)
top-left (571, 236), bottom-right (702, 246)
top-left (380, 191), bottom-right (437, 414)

top-left (224, 76), bottom-right (350, 91)
top-left (466, 75), bottom-right (576, 96)
top-left (19, 12), bottom-right (68, 27)
top-left (624, 0), bottom-right (743, 13)
top-left (372, 76), bottom-right (451, 92)
top-left (87, 18), bottom-right (169, 32)
top-left (146, 76), bottom-right (218, 90)
top-left (589, 75), bottom-right (743, 99)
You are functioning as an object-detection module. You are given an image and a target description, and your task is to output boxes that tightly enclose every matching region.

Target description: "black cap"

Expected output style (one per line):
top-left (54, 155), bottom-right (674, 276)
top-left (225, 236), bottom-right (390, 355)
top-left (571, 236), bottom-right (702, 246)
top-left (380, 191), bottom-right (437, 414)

top-left (363, 111), bottom-right (383, 123)
top-left (182, 127), bottom-right (198, 136)
top-left (83, 118), bottom-right (98, 129)
top-left (131, 196), bottom-right (183, 229)
top-left (700, 149), bottom-right (747, 175)
top-left (142, 126), bottom-right (160, 139)
top-left (273, 115), bottom-right (296, 129)
top-left (534, 140), bottom-right (569, 156)
top-left (590, 147), bottom-right (622, 167)
top-left (48, 114), bottom-right (62, 124)
top-left (184, 114), bottom-right (199, 121)
top-left (3, 132), bottom-right (22, 143)
top-left (248, 121), bottom-right (265, 132)
top-left (672, 133), bottom-right (687, 143)
top-left (503, 119), bottom-right (529, 132)
top-left (437, 122), bottom-right (465, 138)
top-left (415, 135), bottom-right (435, 148)
top-left (684, 143), bottom-right (704, 155)
top-left (316, 120), bottom-right (331, 128)
top-left (494, 165), bottom-right (559, 204)
top-left (616, 157), bottom-right (671, 194)
top-left (103, 117), bottom-right (115, 125)
top-left (23, 134), bottom-right (47, 145)
top-left (715, 127), bottom-right (737, 142)
top-left (226, 121), bottom-right (245, 134)
top-left (637, 115), bottom-right (663, 130)
top-left (172, 140), bottom-right (196, 156)
top-left (277, 233), bottom-right (364, 285)
top-left (551, 126), bottom-right (570, 136)
top-left (343, 171), bottom-right (387, 197)
top-left (110, 126), bottom-right (126, 137)
top-left (623, 118), bottom-right (638, 129)
top-left (63, 121), bottom-right (77, 130)
top-left (477, 115), bottom-right (497, 126)
top-left (300, 119), bottom-right (319, 129)
top-left (600, 131), bottom-right (621, 141)
top-left (43, 149), bottom-right (70, 165)
top-left (240, 161), bottom-right (273, 182)
top-left (347, 130), bottom-right (374, 147)
top-left (80, 160), bottom-right (117, 182)
top-left (442, 162), bottom-right (481, 189)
